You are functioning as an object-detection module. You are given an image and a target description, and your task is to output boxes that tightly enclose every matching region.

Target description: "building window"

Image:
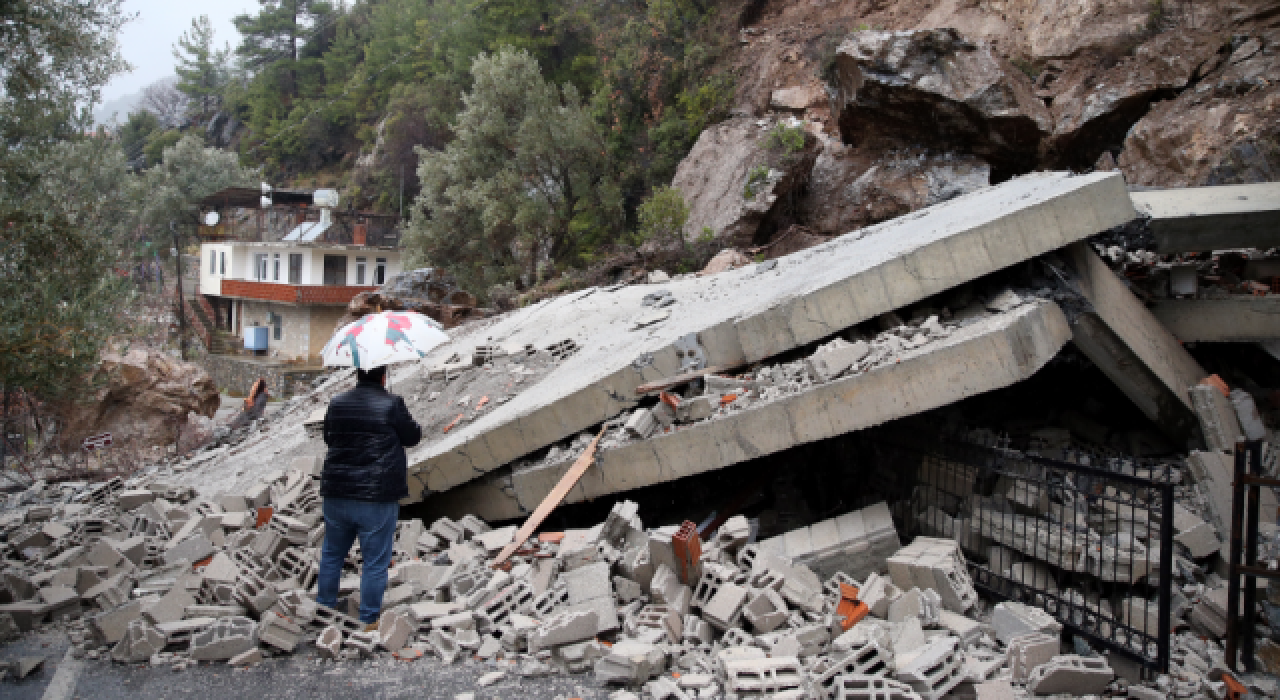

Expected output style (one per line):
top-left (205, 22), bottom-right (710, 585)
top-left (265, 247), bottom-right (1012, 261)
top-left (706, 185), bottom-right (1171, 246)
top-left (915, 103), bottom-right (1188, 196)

top-left (219, 251), bottom-right (225, 275)
top-left (288, 254), bottom-right (302, 284)
top-left (269, 312), bottom-right (282, 340)
top-left (323, 255), bottom-right (348, 285)
top-left (356, 257), bottom-right (367, 285)
top-left (273, 254), bottom-right (281, 281)
top-left (209, 250), bottom-right (216, 274)
top-left (375, 258), bottom-right (387, 285)
top-left (254, 253), bottom-right (268, 281)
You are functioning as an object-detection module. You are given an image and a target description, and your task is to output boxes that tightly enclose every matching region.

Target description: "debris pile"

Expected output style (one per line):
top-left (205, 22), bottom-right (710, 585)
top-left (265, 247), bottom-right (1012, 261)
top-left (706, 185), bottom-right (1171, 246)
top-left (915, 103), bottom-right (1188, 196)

top-left (5, 458), bottom-right (1264, 699)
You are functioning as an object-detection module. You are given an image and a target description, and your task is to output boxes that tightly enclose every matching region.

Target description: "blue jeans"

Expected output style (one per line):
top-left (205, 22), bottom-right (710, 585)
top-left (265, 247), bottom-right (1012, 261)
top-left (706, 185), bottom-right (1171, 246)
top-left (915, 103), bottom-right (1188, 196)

top-left (316, 497), bottom-right (399, 624)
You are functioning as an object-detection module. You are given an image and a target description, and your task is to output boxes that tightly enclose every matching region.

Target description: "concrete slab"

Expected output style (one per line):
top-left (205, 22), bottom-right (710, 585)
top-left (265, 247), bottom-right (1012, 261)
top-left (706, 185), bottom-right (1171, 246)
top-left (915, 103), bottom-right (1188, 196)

top-left (1150, 297), bottom-right (1280, 343)
top-left (1130, 183), bottom-right (1280, 253)
top-left (403, 172), bottom-right (1133, 502)
top-left (1063, 243), bottom-right (1212, 443)
top-left (439, 300), bottom-right (1073, 521)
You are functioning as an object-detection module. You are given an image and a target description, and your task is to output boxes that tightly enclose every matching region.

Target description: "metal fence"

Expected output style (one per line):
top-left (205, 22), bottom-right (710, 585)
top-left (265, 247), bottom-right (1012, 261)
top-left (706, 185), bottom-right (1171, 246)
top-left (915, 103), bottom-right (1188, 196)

top-left (878, 437), bottom-right (1175, 672)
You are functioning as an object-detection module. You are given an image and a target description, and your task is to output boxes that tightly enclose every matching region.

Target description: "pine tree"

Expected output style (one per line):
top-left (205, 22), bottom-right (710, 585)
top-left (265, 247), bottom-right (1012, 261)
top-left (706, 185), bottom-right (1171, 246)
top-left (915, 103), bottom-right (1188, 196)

top-left (233, 0), bottom-right (334, 99)
top-left (172, 16), bottom-right (230, 122)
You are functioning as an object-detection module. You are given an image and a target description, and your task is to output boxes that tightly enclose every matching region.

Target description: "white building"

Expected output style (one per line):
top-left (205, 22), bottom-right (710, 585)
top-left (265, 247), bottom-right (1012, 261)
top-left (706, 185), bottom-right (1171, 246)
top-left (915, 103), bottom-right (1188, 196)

top-left (190, 186), bottom-right (405, 367)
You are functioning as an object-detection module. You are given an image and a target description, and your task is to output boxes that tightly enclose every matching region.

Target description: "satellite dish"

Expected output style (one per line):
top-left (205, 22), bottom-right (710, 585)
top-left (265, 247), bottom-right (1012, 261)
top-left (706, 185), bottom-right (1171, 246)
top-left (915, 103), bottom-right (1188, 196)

top-left (204, 211), bottom-right (220, 226)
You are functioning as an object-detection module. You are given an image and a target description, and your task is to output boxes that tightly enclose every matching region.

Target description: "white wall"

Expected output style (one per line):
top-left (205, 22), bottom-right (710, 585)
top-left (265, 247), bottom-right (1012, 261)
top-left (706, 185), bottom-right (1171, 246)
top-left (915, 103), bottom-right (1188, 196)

top-left (199, 243), bottom-right (403, 288)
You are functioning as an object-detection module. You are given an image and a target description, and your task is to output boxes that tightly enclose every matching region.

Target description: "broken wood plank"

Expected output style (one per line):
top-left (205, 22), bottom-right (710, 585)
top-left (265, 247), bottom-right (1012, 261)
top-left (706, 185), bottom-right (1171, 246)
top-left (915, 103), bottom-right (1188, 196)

top-left (491, 427), bottom-right (606, 567)
top-left (634, 364), bottom-right (744, 395)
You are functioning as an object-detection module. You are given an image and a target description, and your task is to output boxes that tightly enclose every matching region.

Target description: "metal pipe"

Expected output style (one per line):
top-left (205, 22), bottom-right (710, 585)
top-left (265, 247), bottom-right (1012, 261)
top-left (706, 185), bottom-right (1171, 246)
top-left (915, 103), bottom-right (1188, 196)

top-left (1157, 479), bottom-right (1175, 673)
top-left (1226, 440), bottom-right (1247, 671)
top-left (1244, 440), bottom-right (1262, 671)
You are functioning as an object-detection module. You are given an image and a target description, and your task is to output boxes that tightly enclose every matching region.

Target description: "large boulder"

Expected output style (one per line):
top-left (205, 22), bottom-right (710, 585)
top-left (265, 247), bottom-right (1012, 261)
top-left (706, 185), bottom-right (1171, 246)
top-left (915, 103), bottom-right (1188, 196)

top-left (56, 346), bottom-right (219, 450)
top-left (1116, 32), bottom-right (1280, 187)
top-left (671, 116), bottom-right (820, 247)
top-left (1044, 30), bottom-right (1228, 169)
top-left (800, 140), bottom-right (990, 235)
top-left (831, 29), bottom-right (1051, 178)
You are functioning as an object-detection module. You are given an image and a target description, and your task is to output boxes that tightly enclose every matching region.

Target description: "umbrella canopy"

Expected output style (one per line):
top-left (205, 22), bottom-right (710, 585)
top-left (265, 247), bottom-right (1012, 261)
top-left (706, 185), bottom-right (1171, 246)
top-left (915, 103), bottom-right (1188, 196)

top-left (322, 311), bottom-right (449, 369)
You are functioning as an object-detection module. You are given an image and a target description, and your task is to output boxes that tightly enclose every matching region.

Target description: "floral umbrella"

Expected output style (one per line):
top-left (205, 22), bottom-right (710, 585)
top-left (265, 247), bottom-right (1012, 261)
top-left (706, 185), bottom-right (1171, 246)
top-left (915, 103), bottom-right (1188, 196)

top-left (322, 311), bottom-right (448, 369)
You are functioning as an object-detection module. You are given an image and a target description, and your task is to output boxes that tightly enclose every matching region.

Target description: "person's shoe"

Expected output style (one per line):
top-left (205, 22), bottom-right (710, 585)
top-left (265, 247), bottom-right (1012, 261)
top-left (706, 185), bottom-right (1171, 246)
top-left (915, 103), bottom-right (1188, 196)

top-left (363, 621), bottom-right (379, 633)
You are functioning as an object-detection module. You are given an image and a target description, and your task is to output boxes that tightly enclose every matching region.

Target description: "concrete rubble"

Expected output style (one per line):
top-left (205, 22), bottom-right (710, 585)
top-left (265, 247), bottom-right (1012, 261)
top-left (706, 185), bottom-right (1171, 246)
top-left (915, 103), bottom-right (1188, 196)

top-left (3, 151), bottom-right (1280, 697)
top-left (3, 470), bottom-right (1217, 700)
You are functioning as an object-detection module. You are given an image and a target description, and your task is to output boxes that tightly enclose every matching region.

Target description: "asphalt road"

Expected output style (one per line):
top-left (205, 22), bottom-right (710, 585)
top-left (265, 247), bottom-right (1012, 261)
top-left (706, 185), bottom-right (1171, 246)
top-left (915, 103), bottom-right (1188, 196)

top-left (2, 631), bottom-right (615, 700)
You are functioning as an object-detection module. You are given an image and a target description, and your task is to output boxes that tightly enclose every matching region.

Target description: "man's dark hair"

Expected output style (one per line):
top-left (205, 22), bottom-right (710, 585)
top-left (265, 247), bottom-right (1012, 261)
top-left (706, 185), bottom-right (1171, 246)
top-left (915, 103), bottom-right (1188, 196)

top-left (357, 366), bottom-right (387, 384)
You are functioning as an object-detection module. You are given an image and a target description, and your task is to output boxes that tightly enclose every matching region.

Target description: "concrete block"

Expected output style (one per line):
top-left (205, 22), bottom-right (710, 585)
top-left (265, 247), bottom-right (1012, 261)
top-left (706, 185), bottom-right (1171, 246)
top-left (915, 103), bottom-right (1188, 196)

top-left (528, 610), bottom-right (598, 652)
top-left (832, 676), bottom-right (923, 700)
top-left (625, 409), bottom-right (659, 439)
top-left (894, 636), bottom-right (965, 700)
top-left (973, 680), bottom-right (1016, 700)
top-left (702, 582), bottom-right (749, 631)
top-left (116, 490), bottom-right (155, 511)
top-left (889, 618), bottom-right (926, 659)
top-left (189, 616), bottom-right (259, 661)
top-left (1006, 632), bottom-right (1059, 683)
top-left (990, 601), bottom-right (1062, 643)
top-left (90, 600), bottom-right (143, 644)
top-left (723, 657), bottom-right (806, 697)
top-left (564, 561), bottom-right (613, 604)
top-left (595, 639), bottom-right (666, 684)
top-left (807, 339), bottom-right (870, 382)
top-left (758, 502), bottom-right (900, 583)
top-left (142, 586), bottom-right (195, 625)
top-left (228, 648), bottom-right (263, 666)
top-left (473, 525), bottom-right (517, 554)
top-left (567, 596), bottom-right (620, 635)
top-left (1175, 521), bottom-right (1221, 558)
top-left (742, 587), bottom-right (788, 634)
top-left (1231, 389), bottom-right (1267, 441)
top-left (937, 609), bottom-right (987, 649)
top-left (316, 625), bottom-right (343, 659)
top-left (111, 618), bottom-right (166, 663)
top-left (164, 534), bottom-right (214, 566)
top-left (614, 576), bottom-right (642, 603)
top-left (0, 602), bottom-right (49, 632)
top-left (1025, 654), bottom-right (1113, 696)
top-left (377, 612), bottom-right (414, 652)
top-left (258, 610), bottom-right (303, 653)
top-left (682, 615), bottom-right (714, 645)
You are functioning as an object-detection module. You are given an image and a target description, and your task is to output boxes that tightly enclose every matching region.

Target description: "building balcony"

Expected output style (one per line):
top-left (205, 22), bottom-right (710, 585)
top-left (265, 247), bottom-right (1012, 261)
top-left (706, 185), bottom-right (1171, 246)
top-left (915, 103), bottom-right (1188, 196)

top-left (216, 279), bottom-right (378, 305)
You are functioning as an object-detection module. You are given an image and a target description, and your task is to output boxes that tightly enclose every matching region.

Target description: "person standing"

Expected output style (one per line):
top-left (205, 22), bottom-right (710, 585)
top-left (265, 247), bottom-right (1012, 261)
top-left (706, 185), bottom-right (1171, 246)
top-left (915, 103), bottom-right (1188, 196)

top-left (316, 365), bottom-right (422, 629)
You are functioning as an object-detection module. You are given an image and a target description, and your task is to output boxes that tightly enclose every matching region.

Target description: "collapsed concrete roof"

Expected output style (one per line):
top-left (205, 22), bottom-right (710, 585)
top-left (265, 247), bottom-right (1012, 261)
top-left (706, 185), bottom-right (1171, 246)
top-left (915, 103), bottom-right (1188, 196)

top-left (1131, 182), bottom-right (1280, 253)
top-left (438, 299), bottom-right (1073, 522)
top-left (401, 171), bottom-right (1136, 504)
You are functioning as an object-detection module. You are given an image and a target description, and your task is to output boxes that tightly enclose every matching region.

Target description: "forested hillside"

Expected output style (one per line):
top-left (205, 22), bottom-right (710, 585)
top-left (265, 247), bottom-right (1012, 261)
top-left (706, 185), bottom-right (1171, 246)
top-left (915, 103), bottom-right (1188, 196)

top-left (156, 0), bottom-right (733, 213)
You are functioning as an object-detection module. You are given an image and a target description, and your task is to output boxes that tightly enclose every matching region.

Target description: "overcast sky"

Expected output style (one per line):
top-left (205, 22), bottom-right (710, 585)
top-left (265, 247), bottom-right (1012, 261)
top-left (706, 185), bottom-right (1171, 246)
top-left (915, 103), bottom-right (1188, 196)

top-left (102, 0), bottom-right (259, 102)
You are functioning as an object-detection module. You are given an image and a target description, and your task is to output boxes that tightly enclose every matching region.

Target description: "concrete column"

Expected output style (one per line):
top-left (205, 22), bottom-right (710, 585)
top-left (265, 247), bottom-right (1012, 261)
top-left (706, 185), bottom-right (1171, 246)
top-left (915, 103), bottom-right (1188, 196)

top-left (1063, 242), bottom-right (1215, 445)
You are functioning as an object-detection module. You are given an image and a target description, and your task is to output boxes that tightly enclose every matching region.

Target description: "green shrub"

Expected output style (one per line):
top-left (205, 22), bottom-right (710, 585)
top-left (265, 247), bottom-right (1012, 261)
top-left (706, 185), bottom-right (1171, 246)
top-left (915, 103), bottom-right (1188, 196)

top-left (764, 123), bottom-right (805, 154)
top-left (743, 164), bottom-right (770, 199)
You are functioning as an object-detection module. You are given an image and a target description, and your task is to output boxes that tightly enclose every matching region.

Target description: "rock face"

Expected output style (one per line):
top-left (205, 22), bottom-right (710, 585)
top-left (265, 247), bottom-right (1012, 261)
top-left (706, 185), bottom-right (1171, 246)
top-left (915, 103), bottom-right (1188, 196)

top-left (57, 346), bottom-right (219, 450)
top-left (1116, 83), bottom-right (1280, 187)
top-left (831, 29), bottom-right (1051, 177)
top-left (800, 141), bottom-right (990, 235)
top-left (1043, 31), bottom-right (1228, 168)
top-left (1112, 30), bottom-right (1280, 187)
top-left (671, 117), bottom-right (820, 247)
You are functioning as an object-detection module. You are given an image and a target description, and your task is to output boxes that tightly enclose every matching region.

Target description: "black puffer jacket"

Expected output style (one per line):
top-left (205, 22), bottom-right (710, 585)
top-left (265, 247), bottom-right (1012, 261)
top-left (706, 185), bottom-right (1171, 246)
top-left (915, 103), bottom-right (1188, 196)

top-left (321, 378), bottom-right (422, 502)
